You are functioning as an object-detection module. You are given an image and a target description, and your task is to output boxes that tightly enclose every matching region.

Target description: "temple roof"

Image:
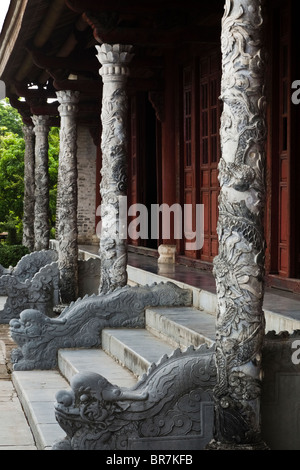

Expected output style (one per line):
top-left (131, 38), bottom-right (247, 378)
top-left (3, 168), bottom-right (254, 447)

top-left (0, 0), bottom-right (223, 124)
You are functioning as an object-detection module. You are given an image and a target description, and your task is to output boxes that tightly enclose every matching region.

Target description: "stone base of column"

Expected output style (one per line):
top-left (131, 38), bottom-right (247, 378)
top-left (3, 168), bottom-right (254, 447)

top-left (206, 440), bottom-right (269, 451)
top-left (158, 244), bottom-right (176, 264)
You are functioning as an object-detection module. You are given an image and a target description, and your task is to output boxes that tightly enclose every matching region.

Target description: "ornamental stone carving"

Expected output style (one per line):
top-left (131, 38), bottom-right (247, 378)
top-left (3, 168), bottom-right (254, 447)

top-left (0, 261), bottom-right (59, 324)
top-left (22, 124), bottom-right (35, 252)
top-left (52, 330), bottom-right (300, 451)
top-left (32, 115), bottom-right (51, 251)
top-left (208, 0), bottom-right (268, 450)
top-left (53, 344), bottom-right (216, 450)
top-left (9, 282), bottom-right (192, 370)
top-left (56, 90), bottom-right (80, 303)
top-left (95, 44), bottom-right (134, 294)
top-left (0, 249), bottom-right (58, 293)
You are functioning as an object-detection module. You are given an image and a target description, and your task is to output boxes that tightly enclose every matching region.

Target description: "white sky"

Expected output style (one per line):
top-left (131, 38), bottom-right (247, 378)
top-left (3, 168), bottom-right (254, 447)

top-left (0, 0), bottom-right (11, 33)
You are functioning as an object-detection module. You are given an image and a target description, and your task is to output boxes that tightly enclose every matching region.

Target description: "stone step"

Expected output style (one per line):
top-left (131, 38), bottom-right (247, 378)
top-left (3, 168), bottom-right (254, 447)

top-left (102, 327), bottom-right (187, 378)
top-left (58, 348), bottom-right (137, 388)
top-left (12, 350), bottom-right (139, 450)
top-left (145, 306), bottom-right (215, 349)
top-left (127, 262), bottom-right (300, 334)
top-left (12, 370), bottom-right (69, 450)
top-left (127, 265), bottom-right (218, 314)
top-left (11, 305), bottom-right (216, 449)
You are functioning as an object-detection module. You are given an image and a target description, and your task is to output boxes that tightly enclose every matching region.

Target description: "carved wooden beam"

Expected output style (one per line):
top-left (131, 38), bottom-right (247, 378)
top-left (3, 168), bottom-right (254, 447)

top-left (29, 101), bottom-right (59, 117)
top-left (53, 78), bottom-right (101, 94)
top-left (14, 82), bottom-right (57, 100)
top-left (8, 94), bottom-right (32, 121)
top-left (84, 12), bottom-right (220, 46)
top-left (66, 0), bottom-right (219, 16)
top-left (29, 47), bottom-right (164, 73)
top-left (29, 47), bottom-right (99, 73)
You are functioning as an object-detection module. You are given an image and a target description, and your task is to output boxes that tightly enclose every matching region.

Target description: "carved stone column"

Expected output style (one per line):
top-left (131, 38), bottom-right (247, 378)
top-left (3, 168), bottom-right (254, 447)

top-left (56, 90), bottom-right (80, 303)
top-left (95, 44), bottom-right (134, 294)
top-left (208, 0), bottom-right (268, 450)
top-left (32, 115), bottom-right (50, 251)
top-left (22, 123), bottom-right (35, 251)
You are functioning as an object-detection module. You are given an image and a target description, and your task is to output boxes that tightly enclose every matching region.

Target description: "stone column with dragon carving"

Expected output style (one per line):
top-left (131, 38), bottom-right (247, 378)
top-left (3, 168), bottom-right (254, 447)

top-left (56, 90), bottom-right (80, 303)
top-left (32, 115), bottom-right (50, 252)
top-left (22, 123), bottom-right (35, 251)
top-left (95, 44), bottom-right (134, 294)
top-left (208, 0), bottom-right (268, 450)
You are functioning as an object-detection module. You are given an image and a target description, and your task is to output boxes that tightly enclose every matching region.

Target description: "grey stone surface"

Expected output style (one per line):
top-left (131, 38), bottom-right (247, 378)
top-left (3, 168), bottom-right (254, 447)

top-left (22, 124), bottom-right (35, 252)
top-left (0, 249), bottom-right (58, 293)
top-left (58, 348), bottom-right (137, 387)
top-left (261, 331), bottom-right (300, 450)
top-left (96, 44), bottom-right (134, 294)
top-left (209, 0), bottom-right (268, 450)
top-left (146, 306), bottom-right (215, 349)
top-left (2, 303), bottom-right (300, 450)
top-left (102, 328), bottom-right (177, 378)
top-left (9, 282), bottom-right (192, 370)
top-left (53, 344), bottom-right (216, 450)
top-left (56, 90), bottom-right (80, 303)
top-left (32, 115), bottom-right (51, 251)
top-left (0, 380), bottom-right (36, 449)
top-left (12, 370), bottom-right (68, 450)
top-left (0, 261), bottom-right (59, 324)
top-left (78, 257), bottom-right (101, 296)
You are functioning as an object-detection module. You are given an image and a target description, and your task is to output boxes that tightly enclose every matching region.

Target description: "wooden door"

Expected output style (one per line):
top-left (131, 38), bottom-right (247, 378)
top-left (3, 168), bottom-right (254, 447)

top-left (182, 65), bottom-right (198, 258)
top-left (277, 5), bottom-right (292, 277)
top-left (128, 92), bottom-right (159, 248)
top-left (199, 53), bottom-right (221, 262)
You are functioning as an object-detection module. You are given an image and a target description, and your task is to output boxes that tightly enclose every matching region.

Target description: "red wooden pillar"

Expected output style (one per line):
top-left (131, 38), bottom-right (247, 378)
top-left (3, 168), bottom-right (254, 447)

top-left (159, 53), bottom-right (178, 260)
top-left (161, 54), bottom-right (177, 232)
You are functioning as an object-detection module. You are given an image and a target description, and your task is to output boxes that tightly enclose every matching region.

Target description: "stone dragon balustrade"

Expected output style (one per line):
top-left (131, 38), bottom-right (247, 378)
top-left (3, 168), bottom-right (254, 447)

top-left (53, 344), bottom-right (217, 451)
top-left (9, 282), bottom-right (192, 370)
top-left (0, 250), bottom-right (59, 323)
top-left (0, 250), bottom-right (58, 289)
top-left (51, 329), bottom-right (300, 451)
top-left (0, 262), bottom-right (59, 324)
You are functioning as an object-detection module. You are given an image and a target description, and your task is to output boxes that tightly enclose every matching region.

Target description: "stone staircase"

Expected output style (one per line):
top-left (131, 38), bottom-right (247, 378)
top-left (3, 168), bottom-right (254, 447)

top-left (11, 303), bottom-right (216, 450)
top-left (6, 256), bottom-right (300, 450)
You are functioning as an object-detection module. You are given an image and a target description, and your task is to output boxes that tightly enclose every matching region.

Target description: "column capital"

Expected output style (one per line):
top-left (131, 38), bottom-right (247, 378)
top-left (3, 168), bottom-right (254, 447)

top-left (95, 44), bottom-right (134, 82)
top-left (32, 115), bottom-right (51, 133)
top-left (56, 90), bottom-right (80, 116)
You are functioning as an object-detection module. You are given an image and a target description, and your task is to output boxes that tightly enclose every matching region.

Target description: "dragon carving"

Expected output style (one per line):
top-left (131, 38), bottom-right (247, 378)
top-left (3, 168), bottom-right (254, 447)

top-left (9, 282), bottom-right (192, 370)
top-left (52, 344), bottom-right (217, 450)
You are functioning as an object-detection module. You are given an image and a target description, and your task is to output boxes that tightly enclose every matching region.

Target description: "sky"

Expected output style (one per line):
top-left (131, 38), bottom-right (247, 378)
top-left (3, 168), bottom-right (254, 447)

top-left (0, 0), bottom-right (11, 33)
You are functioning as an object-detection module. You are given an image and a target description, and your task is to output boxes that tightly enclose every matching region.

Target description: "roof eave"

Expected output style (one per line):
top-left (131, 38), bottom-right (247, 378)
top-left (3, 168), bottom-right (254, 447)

top-left (0, 0), bottom-right (28, 80)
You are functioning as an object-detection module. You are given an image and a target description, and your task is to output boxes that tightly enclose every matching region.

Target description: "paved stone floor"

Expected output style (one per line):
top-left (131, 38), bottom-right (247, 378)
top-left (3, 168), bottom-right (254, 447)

top-left (0, 324), bottom-right (37, 450)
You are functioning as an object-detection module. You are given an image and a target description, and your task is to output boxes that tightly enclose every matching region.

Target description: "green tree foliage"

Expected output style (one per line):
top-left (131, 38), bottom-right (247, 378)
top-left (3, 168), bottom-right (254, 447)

top-left (0, 124), bottom-right (25, 224)
top-left (0, 98), bottom-right (23, 137)
top-left (0, 99), bottom-right (59, 242)
top-left (48, 126), bottom-right (60, 233)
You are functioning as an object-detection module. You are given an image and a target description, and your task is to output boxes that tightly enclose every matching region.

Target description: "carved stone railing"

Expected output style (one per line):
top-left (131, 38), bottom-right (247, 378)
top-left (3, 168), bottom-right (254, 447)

top-left (53, 344), bottom-right (216, 450)
top-left (0, 250), bottom-right (58, 292)
top-left (51, 329), bottom-right (300, 450)
top-left (0, 261), bottom-right (59, 324)
top-left (9, 282), bottom-right (192, 370)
